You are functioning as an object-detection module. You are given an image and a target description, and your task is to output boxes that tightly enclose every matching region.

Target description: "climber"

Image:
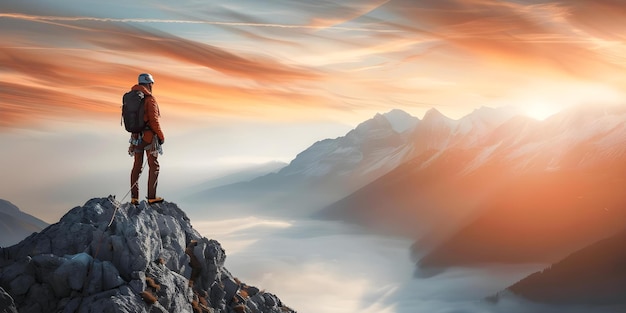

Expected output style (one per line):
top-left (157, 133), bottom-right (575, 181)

top-left (125, 73), bottom-right (165, 205)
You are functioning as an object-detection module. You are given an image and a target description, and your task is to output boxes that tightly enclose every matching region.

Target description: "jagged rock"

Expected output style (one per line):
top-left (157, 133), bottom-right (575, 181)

top-left (0, 287), bottom-right (17, 313)
top-left (0, 196), bottom-right (296, 313)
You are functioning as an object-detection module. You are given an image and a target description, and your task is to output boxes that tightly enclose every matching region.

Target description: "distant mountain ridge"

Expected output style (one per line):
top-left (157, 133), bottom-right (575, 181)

top-left (192, 107), bottom-right (523, 217)
top-left (187, 104), bottom-right (626, 311)
top-left (0, 199), bottom-right (48, 247)
top-left (187, 161), bottom-right (287, 193)
top-left (193, 104), bottom-right (626, 276)
top-left (191, 109), bottom-right (424, 216)
top-left (317, 104), bottom-right (626, 269)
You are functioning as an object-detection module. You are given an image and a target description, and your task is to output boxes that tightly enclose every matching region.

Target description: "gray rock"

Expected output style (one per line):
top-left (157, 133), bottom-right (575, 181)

top-left (61, 297), bottom-right (81, 313)
top-left (0, 197), bottom-right (296, 313)
top-left (31, 254), bottom-right (65, 283)
top-left (25, 284), bottom-right (55, 312)
top-left (9, 274), bottom-right (35, 296)
top-left (0, 286), bottom-right (17, 313)
top-left (63, 253), bottom-right (92, 290)
top-left (18, 302), bottom-right (40, 313)
top-left (0, 256), bottom-right (34, 285)
top-left (129, 271), bottom-right (146, 295)
top-left (87, 259), bottom-right (103, 294)
top-left (102, 261), bottom-right (124, 290)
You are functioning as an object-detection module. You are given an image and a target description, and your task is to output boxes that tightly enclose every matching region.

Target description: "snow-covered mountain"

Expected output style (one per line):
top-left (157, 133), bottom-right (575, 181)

top-left (277, 109), bottom-right (418, 178)
top-left (318, 104), bottom-right (626, 269)
top-left (192, 103), bottom-right (626, 269)
top-left (190, 107), bottom-right (523, 218)
top-left (0, 199), bottom-right (48, 247)
top-left (190, 109), bottom-right (423, 216)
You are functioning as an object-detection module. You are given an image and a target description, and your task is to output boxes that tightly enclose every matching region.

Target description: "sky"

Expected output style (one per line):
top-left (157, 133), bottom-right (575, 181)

top-left (2, 0), bottom-right (626, 222)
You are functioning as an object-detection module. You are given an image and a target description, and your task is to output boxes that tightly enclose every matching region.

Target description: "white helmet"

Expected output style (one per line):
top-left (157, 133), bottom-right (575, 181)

top-left (138, 73), bottom-right (155, 84)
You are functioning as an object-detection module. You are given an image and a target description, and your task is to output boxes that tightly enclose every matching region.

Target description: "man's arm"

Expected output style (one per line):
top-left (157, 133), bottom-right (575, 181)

top-left (146, 96), bottom-right (165, 143)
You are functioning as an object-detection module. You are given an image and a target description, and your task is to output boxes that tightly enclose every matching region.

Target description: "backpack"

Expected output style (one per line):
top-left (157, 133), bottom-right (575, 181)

top-left (121, 90), bottom-right (148, 133)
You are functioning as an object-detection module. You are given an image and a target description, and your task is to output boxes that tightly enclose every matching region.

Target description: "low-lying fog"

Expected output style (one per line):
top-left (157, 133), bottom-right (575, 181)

top-left (189, 213), bottom-right (612, 313)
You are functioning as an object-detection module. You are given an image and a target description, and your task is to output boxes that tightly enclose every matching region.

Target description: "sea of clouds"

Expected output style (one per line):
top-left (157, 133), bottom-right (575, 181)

top-left (190, 215), bottom-right (614, 313)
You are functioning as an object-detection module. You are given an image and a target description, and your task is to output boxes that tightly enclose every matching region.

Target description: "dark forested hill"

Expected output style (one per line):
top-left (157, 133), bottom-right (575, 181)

top-left (505, 226), bottom-right (626, 306)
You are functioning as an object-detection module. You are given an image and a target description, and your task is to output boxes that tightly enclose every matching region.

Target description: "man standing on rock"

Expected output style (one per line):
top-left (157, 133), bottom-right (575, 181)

top-left (127, 73), bottom-right (165, 205)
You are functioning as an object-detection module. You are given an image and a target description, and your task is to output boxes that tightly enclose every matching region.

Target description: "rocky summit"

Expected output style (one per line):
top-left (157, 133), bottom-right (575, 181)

top-left (0, 196), bottom-right (295, 313)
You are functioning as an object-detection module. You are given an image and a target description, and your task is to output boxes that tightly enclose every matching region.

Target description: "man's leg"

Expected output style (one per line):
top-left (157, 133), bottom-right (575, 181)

top-left (131, 151), bottom-right (144, 200)
top-left (146, 152), bottom-right (160, 200)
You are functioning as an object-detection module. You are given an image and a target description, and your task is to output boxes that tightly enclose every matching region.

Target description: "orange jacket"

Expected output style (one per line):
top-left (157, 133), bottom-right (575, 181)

top-left (131, 84), bottom-right (164, 144)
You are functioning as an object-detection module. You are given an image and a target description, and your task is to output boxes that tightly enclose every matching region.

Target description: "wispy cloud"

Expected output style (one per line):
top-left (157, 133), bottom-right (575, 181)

top-left (1, 0), bottom-right (626, 130)
top-left (0, 11), bottom-right (343, 127)
top-left (0, 81), bottom-right (110, 128)
top-left (377, 0), bottom-right (626, 81)
top-left (0, 12), bottom-right (398, 33)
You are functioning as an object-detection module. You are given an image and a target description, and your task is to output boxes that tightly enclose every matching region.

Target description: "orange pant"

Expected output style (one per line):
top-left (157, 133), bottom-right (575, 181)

top-left (131, 144), bottom-right (160, 199)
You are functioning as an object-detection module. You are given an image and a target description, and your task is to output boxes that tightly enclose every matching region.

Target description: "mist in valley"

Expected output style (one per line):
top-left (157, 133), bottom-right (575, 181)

top-left (182, 199), bottom-right (611, 313)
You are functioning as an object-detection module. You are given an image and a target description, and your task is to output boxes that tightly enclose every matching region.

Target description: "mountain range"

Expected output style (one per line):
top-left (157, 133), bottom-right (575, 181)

top-left (0, 197), bottom-right (294, 313)
top-left (190, 109), bottom-right (422, 216)
top-left (0, 199), bottom-right (48, 247)
top-left (193, 104), bottom-right (626, 309)
top-left (194, 105), bottom-right (626, 264)
top-left (316, 105), bottom-right (626, 268)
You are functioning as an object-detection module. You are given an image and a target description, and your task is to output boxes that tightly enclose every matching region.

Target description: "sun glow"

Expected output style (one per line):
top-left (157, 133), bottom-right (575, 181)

top-left (511, 81), bottom-right (626, 121)
top-left (522, 103), bottom-right (561, 120)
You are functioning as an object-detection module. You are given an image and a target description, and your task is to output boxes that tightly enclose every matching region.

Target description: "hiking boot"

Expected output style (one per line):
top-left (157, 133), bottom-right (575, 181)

top-left (131, 198), bottom-right (139, 205)
top-left (147, 197), bottom-right (164, 204)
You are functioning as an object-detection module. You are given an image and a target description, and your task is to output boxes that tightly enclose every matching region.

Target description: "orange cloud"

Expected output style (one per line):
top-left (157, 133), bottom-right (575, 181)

top-left (0, 42), bottom-right (333, 128)
top-left (0, 80), bottom-right (112, 129)
top-left (0, 13), bottom-right (340, 128)
top-left (561, 0), bottom-right (626, 40)
top-left (380, 0), bottom-right (626, 82)
top-left (86, 24), bottom-right (321, 84)
top-left (307, 0), bottom-right (390, 29)
top-left (2, 2), bottom-right (625, 131)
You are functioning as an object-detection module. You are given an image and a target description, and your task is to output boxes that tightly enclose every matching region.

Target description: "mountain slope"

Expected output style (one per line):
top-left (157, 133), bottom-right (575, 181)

top-left (0, 199), bottom-right (48, 247)
top-left (418, 164), bottom-right (626, 267)
top-left (191, 109), bottom-right (420, 217)
top-left (503, 226), bottom-right (626, 307)
top-left (318, 104), bottom-right (626, 268)
top-left (417, 106), bottom-right (626, 267)
top-left (317, 107), bottom-right (521, 239)
top-left (0, 197), bottom-right (294, 313)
